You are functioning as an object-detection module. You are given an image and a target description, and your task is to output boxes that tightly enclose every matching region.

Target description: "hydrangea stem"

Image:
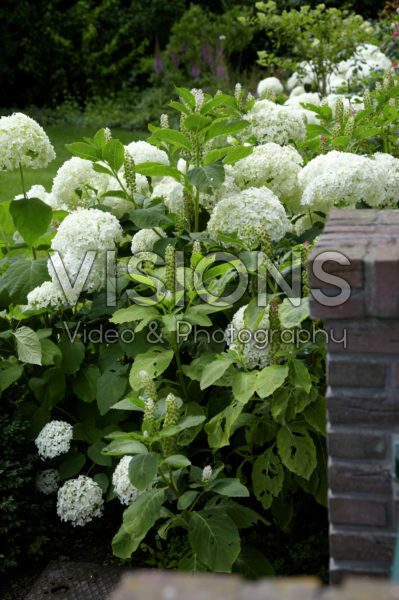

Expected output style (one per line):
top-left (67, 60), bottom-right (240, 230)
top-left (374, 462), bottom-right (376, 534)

top-left (19, 163), bottom-right (27, 200)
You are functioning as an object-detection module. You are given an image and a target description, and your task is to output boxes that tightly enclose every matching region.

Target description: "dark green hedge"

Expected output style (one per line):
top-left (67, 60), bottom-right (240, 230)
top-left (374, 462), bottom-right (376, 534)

top-left (0, 0), bottom-right (388, 121)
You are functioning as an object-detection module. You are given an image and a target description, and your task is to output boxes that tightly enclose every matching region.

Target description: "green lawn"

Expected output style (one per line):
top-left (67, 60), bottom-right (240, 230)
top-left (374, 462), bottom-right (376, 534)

top-left (0, 126), bottom-right (146, 203)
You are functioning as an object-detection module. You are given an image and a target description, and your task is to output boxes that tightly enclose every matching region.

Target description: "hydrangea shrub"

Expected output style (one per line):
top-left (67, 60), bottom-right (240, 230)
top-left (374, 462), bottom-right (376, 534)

top-left (0, 75), bottom-right (398, 573)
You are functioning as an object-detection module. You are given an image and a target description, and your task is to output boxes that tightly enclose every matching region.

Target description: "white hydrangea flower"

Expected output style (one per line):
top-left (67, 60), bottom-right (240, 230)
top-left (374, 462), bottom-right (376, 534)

top-left (36, 469), bottom-right (60, 495)
top-left (152, 177), bottom-right (185, 213)
top-left (103, 172), bottom-right (149, 218)
top-left (207, 186), bottom-right (289, 245)
top-left (289, 86), bottom-right (306, 98)
top-left (233, 143), bottom-right (303, 210)
top-left (35, 420), bottom-right (73, 459)
top-left (51, 157), bottom-right (109, 211)
top-left (26, 280), bottom-right (65, 311)
top-left (257, 76), bottom-right (284, 97)
top-left (284, 92), bottom-right (321, 125)
top-left (372, 153), bottom-right (399, 207)
top-left (299, 151), bottom-right (399, 217)
top-left (48, 209), bottom-right (123, 298)
top-left (344, 44), bottom-right (392, 81)
top-left (226, 304), bottom-right (270, 370)
top-left (112, 456), bottom-right (141, 506)
top-left (14, 184), bottom-right (57, 208)
top-left (125, 141), bottom-right (169, 165)
top-left (202, 465), bottom-right (213, 482)
top-left (200, 164), bottom-right (240, 211)
top-left (131, 228), bottom-right (166, 255)
top-left (57, 476), bottom-right (104, 527)
top-left (245, 99), bottom-right (306, 145)
top-left (0, 112), bottom-right (55, 171)
top-left (286, 62), bottom-right (316, 90)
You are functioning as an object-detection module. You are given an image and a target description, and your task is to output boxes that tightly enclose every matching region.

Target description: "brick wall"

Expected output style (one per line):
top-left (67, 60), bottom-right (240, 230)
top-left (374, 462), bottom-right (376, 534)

top-left (308, 209), bottom-right (399, 583)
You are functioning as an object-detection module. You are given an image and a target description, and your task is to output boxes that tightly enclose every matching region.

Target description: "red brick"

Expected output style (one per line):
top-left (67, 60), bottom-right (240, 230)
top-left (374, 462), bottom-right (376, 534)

top-left (329, 209), bottom-right (379, 224)
top-left (327, 359), bottom-right (386, 387)
top-left (379, 210), bottom-right (399, 225)
top-left (328, 428), bottom-right (387, 459)
top-left (309, 295), bottom-right (364, 319)
top-left (372, 239), bottom-right (399, 317)
top-left (329, 496), bottom-right (387, 527)
top-left (308, 247), bottom-right (364, 289)
top-left (330, 528), bottom-right (395, 561)
top-left (326, 323), bottom-right (399, 354)
top-left (327, 389), bottom-right (399, 426)
top-left (329, 460), bottom-right (391, 494)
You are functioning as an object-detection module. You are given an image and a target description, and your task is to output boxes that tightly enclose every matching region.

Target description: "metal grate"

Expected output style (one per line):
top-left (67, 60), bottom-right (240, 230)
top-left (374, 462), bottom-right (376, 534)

top-left (26, 560), bottom-right (123, 600)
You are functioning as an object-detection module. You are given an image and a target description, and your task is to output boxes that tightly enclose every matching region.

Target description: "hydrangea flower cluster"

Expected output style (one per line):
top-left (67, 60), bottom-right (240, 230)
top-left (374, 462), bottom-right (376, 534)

top-left (14, 184), bottom-right (57, 208)
top-left (57, 476), bottom-right (104, 526)
top-left (232, 143), bottom-right (303, 210)
top-left (284, 92), bottom-right (321, 125)
top-left (35, 420), bottom-right (73, 459)
top-left (36, 469), bottom-right (60, 495)
top-left (286, 44), bottom-right (392, 94)
top-left (225, 304), bottom-right (270, 370)
top-left (152, 177), bottom-right (185, 213)
top-left (112, 456), bottom-right (141, 505)
top-left (51, 157), bottom-right (109, 211)
top-left (257, 76), bottom-right (284, 98)
top-left (125, 140), bottom-right (169, 165)
top-left (131, 227), bottom-right (166, 255)
top-left (298, 151), bottom-right (399, 217)
top-left (207, 187), bottom-right (289, 245)
top-left (48, 209), bottom-right (123, 298)
top-left (0, 112), bottom-right (55, 171)
top-left (245, 99), bottom-right (306, 145)
top-left (26, 280), bottom-right (66, 311)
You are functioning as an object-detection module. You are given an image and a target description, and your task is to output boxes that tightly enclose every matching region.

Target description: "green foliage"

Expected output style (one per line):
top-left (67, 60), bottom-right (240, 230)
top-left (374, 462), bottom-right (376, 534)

top-left (0, 87), bottom-right (327, 577)
top-left (251, 2), bottom-right (375, 95)
top-left (302, 73), bottom-right (399, 157)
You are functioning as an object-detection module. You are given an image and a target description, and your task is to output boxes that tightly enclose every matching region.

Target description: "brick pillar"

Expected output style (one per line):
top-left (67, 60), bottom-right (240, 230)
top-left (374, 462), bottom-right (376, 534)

top-left (308, 209), bottom-right (399, 584)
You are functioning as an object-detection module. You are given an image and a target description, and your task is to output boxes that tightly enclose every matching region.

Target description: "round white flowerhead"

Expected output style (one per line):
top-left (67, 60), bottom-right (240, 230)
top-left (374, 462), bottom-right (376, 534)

top-left (112, 456), bottom-right (142, 506)
top-left (284, 92), bottom-right (321, 125)
top-left (14, 184), bottom-right (57, 208)
top-left (57, 475), bottom-right (104, 527)
top-left (299, 151), bottom-right (399, 216)
top-left (48, 208), bottom-right (123, 299)
top-left (36, 469), bottom-right (60, 495)
top-left (233, 143), bottom-right (303, 210)
top-left (0, 112), bottom-right (55, 171)
top-left (125, 141), bottom-right (169, 166)
top-left (207, 186), bottom-right (289, 246)
top-left (131, 227), bottom-right (166, 255)
top-left (257, 76), bottom-right (283, 98)
top-left (51, 157), bottom-right (109, 211)
top-left (26, 280), bottom-right (65, 311)
top-left (152, 177), bottom-right (185, 213)
top-left (246, 99), bottom-right (306, 145)
top-left (226, 304), bottom-right (270, 370)
top-left (35, 420), bottom-right (73, 460)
